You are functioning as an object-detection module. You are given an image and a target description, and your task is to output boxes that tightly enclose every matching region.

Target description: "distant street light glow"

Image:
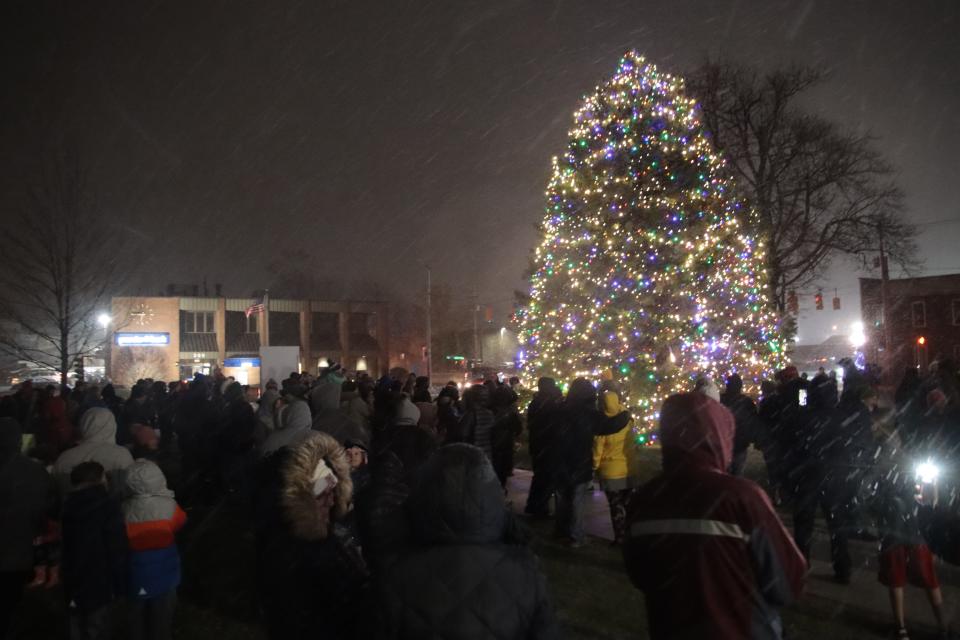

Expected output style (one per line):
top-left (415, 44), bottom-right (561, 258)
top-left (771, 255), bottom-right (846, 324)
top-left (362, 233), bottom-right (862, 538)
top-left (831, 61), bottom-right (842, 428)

top-left (849, 321), bottom-right (866, 348)
top-left (97, 313), bottom-right (111, 328)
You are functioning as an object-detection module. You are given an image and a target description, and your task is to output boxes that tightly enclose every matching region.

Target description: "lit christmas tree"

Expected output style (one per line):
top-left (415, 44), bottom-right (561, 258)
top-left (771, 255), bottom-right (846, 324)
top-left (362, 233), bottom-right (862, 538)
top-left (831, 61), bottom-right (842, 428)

top-left (517, 51), bottom-right (784, 440)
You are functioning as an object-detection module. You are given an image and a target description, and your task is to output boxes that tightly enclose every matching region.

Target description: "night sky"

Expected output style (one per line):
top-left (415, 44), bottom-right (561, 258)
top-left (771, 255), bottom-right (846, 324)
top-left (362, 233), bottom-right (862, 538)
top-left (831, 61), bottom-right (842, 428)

top-left (1, 0), bottom-right (957, 342)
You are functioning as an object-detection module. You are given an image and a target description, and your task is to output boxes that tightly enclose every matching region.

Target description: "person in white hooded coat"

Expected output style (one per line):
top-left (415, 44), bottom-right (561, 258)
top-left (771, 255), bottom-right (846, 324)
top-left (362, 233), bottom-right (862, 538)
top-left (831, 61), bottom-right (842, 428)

top-left (260, 399), bottom-right (313, 457)
top-left (53, 407), bottom-right (134, 496)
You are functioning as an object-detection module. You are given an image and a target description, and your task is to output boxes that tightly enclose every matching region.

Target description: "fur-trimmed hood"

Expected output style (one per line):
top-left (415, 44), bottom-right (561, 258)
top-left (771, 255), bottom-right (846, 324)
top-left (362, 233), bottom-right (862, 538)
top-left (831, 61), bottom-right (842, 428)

top-left (281, 432), bottom-right (352, 540)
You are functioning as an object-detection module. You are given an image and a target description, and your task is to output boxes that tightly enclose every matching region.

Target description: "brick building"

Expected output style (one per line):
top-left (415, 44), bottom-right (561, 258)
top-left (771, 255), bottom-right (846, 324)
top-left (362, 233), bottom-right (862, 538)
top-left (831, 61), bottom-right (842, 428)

top-left (860, 274), bottom-right (960, 375)
top-left (108, 295), bottom-right (391, 386)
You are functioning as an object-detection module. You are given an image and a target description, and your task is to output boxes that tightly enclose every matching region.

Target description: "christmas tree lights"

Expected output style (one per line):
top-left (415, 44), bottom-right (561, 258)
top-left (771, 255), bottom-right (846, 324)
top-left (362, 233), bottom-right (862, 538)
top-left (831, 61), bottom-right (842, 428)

top-left (517, 51), bottom-right (785, 441)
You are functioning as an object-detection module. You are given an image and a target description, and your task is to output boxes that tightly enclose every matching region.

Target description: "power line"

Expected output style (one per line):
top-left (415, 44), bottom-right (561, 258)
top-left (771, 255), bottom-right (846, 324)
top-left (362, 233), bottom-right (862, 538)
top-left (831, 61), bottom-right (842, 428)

top-left (914, 218), bottom-right (960, 227)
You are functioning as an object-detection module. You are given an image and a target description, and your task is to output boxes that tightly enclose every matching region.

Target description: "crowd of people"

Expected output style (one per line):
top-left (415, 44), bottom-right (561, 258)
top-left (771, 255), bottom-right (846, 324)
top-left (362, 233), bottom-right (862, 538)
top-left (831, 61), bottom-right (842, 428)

top-left (717, 359), bottom-right (960, 639)
top-left (0, 366), bottom-right (544, 639)
top-left (1, 356), bottom-right (958, 639)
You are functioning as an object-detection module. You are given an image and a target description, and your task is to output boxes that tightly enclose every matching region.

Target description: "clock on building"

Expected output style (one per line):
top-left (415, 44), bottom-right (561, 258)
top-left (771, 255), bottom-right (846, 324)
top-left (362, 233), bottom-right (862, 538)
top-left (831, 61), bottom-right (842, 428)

top-left (129, 304), bottom-right (155, 327)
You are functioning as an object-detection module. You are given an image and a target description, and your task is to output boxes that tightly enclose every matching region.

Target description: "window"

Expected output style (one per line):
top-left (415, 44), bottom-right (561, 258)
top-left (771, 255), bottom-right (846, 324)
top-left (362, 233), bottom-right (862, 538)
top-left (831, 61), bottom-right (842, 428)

top-left (953, 300), bottom-right (960, 326)
top-left (912, 301), bottom-right (926, 328)
top-left (245, 313), bottom-right (258, 333)
top-left (183, 311), bottom-right (214, 333)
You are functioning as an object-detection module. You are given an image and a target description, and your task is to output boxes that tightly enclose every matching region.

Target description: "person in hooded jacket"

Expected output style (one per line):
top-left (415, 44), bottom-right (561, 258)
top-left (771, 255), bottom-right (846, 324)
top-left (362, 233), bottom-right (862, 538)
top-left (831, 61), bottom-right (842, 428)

top-left (449, 385), bottom-right (495, 459)
top-left (594, 382), bottom-right (640, 544)
top-left (0, 417), bottom-right (57, 636)
top-left (309, 375), bottom-right (368, 447)
top-left (623, 393), bottom-right (806, 639)
top-left (310, 364), bottom-right (345, 416)
top-left (554, 378), bottom-right (630, 546)
top-left (260, 393), bottom-right (313, 457)
top-left (524, 378), bottom-right (563, 517)
top-left (256, 432), bottom-right (368, 640)
top-left (122, 459), bottom-right (187, 640)
top-left (256, 388), bottom-right (280, 433)
top-left (345, 379), bottom-right (373, 433)
top-left (375, 443), bottom-right (559, 639)
top-left (61, 461), bottom-right (127, 640)
top-left (54, 407), bottom-right (134, 498)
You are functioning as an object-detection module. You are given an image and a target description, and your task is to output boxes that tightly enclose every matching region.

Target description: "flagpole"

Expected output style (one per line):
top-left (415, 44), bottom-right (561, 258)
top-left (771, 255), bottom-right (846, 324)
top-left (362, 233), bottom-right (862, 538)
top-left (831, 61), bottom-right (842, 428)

top-left (263, 289), bottom-right (270, 347)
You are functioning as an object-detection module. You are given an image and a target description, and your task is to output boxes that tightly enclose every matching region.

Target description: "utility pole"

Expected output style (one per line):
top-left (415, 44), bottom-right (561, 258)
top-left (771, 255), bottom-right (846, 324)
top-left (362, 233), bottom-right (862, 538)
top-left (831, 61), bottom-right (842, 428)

top-left (472, 287), bottom-right (480, 366)
top-left (878, 224), bottom-right (892, 380)
top-left (425, 266), bottom-right (432, 383)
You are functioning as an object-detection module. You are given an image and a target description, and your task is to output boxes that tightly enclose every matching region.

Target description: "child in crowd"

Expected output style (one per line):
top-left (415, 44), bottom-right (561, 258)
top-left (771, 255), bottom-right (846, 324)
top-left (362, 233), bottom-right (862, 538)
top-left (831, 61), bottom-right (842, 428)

top-left (61, 461), bottom-right (127, 640)
top-left (122, 459), bottom-right (186, 640)
top-left (873, 435), bottom-right (949, 640)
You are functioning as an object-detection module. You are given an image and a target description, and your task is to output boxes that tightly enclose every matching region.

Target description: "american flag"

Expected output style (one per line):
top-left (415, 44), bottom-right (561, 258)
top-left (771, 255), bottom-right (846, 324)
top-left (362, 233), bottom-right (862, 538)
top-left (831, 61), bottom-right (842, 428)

top-left (245, 296), bottom-right (265, 318)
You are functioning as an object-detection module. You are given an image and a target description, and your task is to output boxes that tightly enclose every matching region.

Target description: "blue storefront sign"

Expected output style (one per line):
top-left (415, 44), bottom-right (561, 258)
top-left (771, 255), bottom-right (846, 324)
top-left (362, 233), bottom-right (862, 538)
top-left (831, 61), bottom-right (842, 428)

top-left (224, 357), bottom-right (261, 368)
top-left (115, 332), bottom-right (170, 347)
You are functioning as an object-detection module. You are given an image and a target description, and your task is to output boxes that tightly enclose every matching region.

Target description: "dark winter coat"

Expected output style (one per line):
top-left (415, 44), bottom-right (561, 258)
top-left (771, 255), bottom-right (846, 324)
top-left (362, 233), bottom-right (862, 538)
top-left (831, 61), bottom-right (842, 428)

top-left (61, 485), bottom-right (128, 612)
top-left (256, 433), bottom-right (368, 640)
top-left (0, 417), bottom-right (57, 572)
top-left (721, 391), bottom-right (759, 456)
top-left (355, 424), bottom-right (438, 571)
top-left (526, 390), bottom-right (562, 475)
top-left (452, 407), bottom-right (495, 458)
top-left (556, 401), bottom-right (631, 486)
top-left (821, 396), bottom-right (876, 468)
top-left (354, 450), bottom-right (411, 572)
top-left (872, 462), bottom-right (925, 551)
top-left (119, 398), bottom-right (154, 446)
top-left (623, 393), bottom-right (806, 640)
top-left (491, 409), bottom-right (522, 484)
top-left (376, 444), bottom-right (559, 640)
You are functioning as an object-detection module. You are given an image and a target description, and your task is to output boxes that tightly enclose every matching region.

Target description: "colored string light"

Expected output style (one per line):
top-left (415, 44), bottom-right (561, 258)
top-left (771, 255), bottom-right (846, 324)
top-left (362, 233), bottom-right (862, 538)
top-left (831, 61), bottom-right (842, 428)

top-left (517, 51), bottom-right (785, 442)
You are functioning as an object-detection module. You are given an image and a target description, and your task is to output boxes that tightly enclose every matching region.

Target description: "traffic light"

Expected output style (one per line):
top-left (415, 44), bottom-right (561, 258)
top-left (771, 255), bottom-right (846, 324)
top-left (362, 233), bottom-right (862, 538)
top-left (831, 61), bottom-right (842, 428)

top-left (918, 336), bottom-right (926, 346)
top-left (815, 291), bottom-right (824, 311)
top-left (832, 289), bottom-right (841, 310)
top-left (787, 290), bottom-right (799, 315)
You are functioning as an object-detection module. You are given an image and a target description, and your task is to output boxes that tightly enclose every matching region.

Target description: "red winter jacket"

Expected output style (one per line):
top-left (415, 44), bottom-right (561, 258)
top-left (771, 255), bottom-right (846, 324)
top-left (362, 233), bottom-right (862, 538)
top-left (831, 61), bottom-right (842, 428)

top-left (623, 393), bottom-right (806, 640)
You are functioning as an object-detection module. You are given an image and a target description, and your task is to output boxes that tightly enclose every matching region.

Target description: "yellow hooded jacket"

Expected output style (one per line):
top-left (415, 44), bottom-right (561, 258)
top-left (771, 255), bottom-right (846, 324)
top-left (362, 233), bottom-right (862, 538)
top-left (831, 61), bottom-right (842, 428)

top-left (592, 391), bottom-right (640, 486)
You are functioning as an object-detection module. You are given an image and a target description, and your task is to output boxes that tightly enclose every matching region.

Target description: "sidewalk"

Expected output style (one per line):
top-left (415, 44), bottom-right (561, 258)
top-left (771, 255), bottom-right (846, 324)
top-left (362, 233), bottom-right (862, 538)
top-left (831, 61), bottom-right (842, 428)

top-left (506, 469), bottom-right (960, 637)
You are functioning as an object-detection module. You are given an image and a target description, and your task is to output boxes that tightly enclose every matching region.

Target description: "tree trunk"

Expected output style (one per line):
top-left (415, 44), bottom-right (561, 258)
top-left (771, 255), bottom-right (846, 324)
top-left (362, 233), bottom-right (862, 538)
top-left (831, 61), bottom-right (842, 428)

top-left (60, 325), bottom-right (69, 387)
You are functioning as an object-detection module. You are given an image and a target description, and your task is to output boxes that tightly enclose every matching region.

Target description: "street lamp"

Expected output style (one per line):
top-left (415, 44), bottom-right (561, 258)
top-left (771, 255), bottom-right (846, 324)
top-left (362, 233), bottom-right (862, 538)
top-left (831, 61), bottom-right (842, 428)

top-left (97, 313), bottom-right (111, 329)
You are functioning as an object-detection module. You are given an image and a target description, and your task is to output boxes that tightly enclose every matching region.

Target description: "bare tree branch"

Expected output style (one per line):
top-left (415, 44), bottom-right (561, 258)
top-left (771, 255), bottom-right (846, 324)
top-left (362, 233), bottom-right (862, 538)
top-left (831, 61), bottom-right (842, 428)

top-left (0, 148), bottom-right (123, 385)
top-left (687, 59), bottom-right (919, 314)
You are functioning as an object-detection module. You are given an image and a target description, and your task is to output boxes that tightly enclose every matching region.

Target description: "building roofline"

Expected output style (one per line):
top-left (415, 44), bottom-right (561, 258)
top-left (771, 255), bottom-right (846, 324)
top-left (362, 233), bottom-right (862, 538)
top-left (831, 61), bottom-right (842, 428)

top-left (859, 273), bottom-right (960, 285)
